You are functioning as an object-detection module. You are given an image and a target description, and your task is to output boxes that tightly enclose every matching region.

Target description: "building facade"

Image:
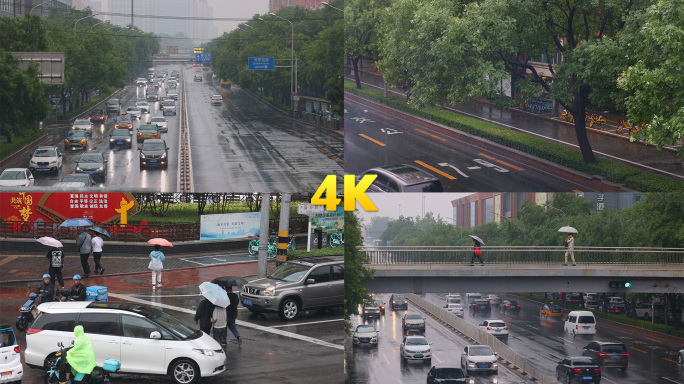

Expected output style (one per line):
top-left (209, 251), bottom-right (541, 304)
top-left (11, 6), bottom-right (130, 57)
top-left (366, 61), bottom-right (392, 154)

top-left (0, 0), bottom-right (69, 18)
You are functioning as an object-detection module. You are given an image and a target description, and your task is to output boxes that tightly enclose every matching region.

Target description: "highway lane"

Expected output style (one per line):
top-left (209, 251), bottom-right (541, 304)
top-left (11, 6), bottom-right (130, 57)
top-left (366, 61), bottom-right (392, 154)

top-left (28, 64), bottom-right (182, 190)
top-left (344, 98), bottom-right (593, 192)
top-left (423, 292), bottom-right (684, 383)
top-left (184, 70), bottom-right (344, 192)
top-left (346, 293), bottom-right (529, 384)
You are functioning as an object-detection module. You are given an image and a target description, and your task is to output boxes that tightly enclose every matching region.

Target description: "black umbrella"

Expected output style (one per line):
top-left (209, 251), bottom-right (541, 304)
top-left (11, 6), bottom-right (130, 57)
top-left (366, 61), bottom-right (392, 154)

top-left (211, 276), bottom-right (248, 289)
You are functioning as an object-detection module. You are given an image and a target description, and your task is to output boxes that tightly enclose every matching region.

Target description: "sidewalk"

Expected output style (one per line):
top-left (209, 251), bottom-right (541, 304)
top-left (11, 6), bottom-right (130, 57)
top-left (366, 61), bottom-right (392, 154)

top-left (346, 70), bottom-right (684, 180)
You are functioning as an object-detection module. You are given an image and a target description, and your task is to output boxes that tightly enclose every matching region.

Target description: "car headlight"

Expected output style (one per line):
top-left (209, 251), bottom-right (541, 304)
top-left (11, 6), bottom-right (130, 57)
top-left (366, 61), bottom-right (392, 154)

top-left (97, 166), bottom-right (104, 171)
top-left (140, 152), bottom-right (146, 159)
top-left (263, 286), bottom-right (275, 296)
top-left (193, 349), bottom-right (214, 356)
top-left (76, 166), bottom-right (82, 171)
top-left (125, 138), bottom-right (131, 141)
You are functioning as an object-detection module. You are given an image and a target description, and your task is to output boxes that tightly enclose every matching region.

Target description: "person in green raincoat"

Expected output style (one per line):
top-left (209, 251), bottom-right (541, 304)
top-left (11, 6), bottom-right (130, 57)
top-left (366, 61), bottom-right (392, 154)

top-left (59, 325), bottom-right (97, 384)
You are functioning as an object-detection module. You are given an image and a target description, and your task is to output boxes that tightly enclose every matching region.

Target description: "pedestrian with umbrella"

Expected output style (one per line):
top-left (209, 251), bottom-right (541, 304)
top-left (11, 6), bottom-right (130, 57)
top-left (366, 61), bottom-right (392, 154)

top-left (196, 282), bottom-right (228, 336)
top-left (90, 227), bottom-right (109, 275)
top-left (76, 228), bottom-right (92, 278)
top-left (226, 286), bottom-right (242, 346)
top-left (470, 235), bottom-right (485, 266)
top-left (148, 244), bottom-right (166, 289)
top-left (38, 237), bottom-right (65, 289)
top-left (558, 226), bottom-right (578, 266)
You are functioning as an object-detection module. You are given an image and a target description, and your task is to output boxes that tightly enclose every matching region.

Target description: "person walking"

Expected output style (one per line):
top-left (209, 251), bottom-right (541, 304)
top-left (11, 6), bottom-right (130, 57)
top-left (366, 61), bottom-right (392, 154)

top-left (76, 229), bottom-right (92, 278)
top-left (46, 246), bottom-right (65, 289)
top-left (471, 239), bottom-right (484, 266)
top-left (564, 234), bottom-right (576, 266)
top-left (91, 232), bottom-right (105, 275)
top-left (194, 298), bottom-right (215, 335)
top-left (226, 286), bottom-right (242, 346)
top-left (148, 244), bottom-right (165, 289)
top-left (211, 304), bottom-right (227, 346)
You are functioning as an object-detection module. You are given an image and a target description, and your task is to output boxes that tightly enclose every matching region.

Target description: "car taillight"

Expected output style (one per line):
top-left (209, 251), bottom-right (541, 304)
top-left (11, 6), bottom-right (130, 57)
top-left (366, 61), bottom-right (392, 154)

top-left (27, 328), bottom-right (42, 335)
top-left (487, 327), bottom-right (492, 330)
top-left (504, 327), bottom-right (508, 330)
top-left (593, 368), bottom-right (601, 373)
top-left (13, 346), bottom-right (20, 353)
top-left (571, 368), bottom-right (581, 373)
top-left (576, 325), bottom-right (579, 329)
top-left (622, 353), bottom-right (629, 356)
top-left (599, 353), bottom-right (607, 357)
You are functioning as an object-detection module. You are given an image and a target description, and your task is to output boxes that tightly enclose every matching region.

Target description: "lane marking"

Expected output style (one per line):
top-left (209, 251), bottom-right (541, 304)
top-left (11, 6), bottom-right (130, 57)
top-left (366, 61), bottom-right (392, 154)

top-left (359, 134), bottom-right (386, 147)
top-left (438, 162), bottom-right (469, 178)
top-left (662, 378), bottom-right (682, 384)
top-left (478, 153), bottom-right (525, 171)
top-left (415, 128), bottom-right (447, 142)
top-left (270, 318), bottom-right (344, 328)
top-left (645, 337), bottom-right (663, 343)
top-left (382, 353), bottom-right (391, 365)
top-left (630, 347), bottom-right (647, 353)
top-left (663, 358), bottom-right (680, 364)
top-left (433, 354), bottom-right (442, 363)
top-left (179, 258), bottom-right (209, 266)
top-left (110, 293), bottom-right (343, 350)
top-left (0, 255), bottom-right (20, 267)
top-left (572, 189), bottom-right (583, 193)
top-left (414, 160), bottom-right (457, 180)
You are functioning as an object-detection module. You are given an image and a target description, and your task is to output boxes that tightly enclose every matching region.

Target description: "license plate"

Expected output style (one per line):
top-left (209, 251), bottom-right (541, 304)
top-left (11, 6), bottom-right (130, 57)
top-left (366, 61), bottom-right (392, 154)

top-left (117, 142), bottom-right (123, 144)
top-left (1, 372), bottom-right (11, 377)
top-left (583, 376), bottom-right (593, 380)
top-left (86, 172), bottom-right (93, 174)
top-left (243, 299), bottom-right (253, 306)
top-left (495, 330), bottom-right (501, 332)
top-left (611, 356), bottom-right (620, 359)
top-left (150, 160), bottom-right (158, 163)
top-left (481, 364), bottom-right (489, 368)
top-left (360, 338), bottom-right (369, 343)
top-left (414, 354), bottom-right (423, 358)
top-left (583, 326), bottom-right (590, 330)
top-left (411, 325), bottom-right (418, 328)
top-left (39, 165), bottom-right (47, 169)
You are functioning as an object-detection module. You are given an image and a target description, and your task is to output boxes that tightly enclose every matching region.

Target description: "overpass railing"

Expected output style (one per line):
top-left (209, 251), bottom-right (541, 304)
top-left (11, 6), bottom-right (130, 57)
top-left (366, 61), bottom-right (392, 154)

top-left (361, 246), bottom-right (684, 265)
top-left (406, 293), bottom-right (558, 384)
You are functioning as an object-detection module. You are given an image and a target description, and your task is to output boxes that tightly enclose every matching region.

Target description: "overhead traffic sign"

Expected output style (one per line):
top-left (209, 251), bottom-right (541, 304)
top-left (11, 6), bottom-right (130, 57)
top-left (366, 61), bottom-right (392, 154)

top-left (195, 53), bottom-right (211, 63)
top-left (248, 57), bottom-right (274, 70)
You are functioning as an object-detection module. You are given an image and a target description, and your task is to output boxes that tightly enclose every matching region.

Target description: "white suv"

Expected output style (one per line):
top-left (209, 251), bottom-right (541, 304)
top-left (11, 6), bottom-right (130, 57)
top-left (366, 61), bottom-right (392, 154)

top-left (29, 146), bottom-right (63, 174)
top-left (479, 319), bottom-right (508, 339)
top-left (24, 301), bottom-right (226, 384)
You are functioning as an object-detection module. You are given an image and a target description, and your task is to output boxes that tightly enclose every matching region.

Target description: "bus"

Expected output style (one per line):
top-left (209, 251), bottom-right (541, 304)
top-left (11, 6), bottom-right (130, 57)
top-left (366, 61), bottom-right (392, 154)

top-left (220, 79), bottom-right (232, 89)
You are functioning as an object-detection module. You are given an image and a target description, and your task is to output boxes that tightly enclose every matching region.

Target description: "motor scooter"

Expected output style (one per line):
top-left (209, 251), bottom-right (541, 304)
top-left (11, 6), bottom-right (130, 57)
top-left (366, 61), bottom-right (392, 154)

top-left (16, 292), bottom-right (37, 331)
top-left (45, 341), bottom-right (120, 384)
top-left (56, 289), bottom-right (81, 302)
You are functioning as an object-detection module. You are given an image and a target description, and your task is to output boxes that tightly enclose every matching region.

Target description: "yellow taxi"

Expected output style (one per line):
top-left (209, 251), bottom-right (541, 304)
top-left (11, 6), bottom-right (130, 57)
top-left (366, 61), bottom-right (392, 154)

top-left (137, 124), bottom-right (160, 141)
top-left (540, 303), bottom-right (564, 318)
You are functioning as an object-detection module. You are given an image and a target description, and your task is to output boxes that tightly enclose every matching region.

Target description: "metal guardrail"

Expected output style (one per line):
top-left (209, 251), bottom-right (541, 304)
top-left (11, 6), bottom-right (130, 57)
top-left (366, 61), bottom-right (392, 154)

top-left (361, 246), bottom-right (684, 265)
top-left (405, 293), bottom-right (558, 384)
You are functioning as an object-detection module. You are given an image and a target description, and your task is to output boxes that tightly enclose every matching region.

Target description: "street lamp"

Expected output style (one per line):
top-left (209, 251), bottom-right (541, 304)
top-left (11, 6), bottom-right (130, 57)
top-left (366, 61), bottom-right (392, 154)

top-left (30, 0), bottom-right (52, 14)
top-left (74, 13), bottom-right (99, 31)
top-left (546, 205), bottom-right (566, 216)
top-left (321, 2), bottom-right (343, 12)
top-left (268, 13), bottom-right (295, 113)
top-left (90, 20), bottom-right (110, 31)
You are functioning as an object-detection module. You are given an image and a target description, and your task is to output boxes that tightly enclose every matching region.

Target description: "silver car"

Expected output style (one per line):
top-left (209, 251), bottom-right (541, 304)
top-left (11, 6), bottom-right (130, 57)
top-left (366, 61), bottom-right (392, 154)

top-left (241, 256), bottom-right (343, 321)
top-left (402, 313), bottom-right (426, 333)
top-left (352, 325), bottom-right (378, 347)
top-left (461, 345), bottom-right (498, 374)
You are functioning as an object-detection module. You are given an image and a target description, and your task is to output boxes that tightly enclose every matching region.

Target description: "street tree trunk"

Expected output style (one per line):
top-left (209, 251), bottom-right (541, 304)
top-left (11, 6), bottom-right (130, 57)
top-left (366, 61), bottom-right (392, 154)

top-left (352, 55), bottom-right (362, 89)
top-left (572, 85), bottom-right (596, 163)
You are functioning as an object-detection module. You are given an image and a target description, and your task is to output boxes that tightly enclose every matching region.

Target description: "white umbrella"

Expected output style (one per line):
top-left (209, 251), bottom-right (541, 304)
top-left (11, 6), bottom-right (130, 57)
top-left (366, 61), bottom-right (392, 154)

top-left (558, 226), bottom-right (578, 234)
top-left (199, 282), bottom-right (230, 308)
top-left (469, 235), bottom-right (485, 245)
top-left (36, 237), bottom-right (63, 248)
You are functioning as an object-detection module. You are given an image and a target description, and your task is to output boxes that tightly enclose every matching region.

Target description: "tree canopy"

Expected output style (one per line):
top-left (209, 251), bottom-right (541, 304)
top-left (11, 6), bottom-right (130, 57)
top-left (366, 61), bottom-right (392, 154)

top-left (344, 211), bottom-right (375, 333)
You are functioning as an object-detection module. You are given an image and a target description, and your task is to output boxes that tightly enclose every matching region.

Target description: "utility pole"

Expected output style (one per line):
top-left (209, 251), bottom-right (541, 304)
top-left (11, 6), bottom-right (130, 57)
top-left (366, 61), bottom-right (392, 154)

top-left (257, 193), bottom-right (271, 278)
top-left (276, 194), bottom-right (292, 266)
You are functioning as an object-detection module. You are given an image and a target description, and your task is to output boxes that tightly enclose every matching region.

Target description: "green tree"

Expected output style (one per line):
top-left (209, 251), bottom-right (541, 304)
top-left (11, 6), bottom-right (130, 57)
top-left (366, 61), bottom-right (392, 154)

top-left (344, 212), bottom-right (374, 333)
top-left (377, 0), bottom-right (652, 163)
top-left (344, 0), bottom-right (390, 89)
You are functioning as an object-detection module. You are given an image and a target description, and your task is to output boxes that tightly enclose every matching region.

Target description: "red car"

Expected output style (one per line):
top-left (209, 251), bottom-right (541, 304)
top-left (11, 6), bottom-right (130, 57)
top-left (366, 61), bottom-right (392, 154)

top-left (89, 108), bottom-right (106, 123)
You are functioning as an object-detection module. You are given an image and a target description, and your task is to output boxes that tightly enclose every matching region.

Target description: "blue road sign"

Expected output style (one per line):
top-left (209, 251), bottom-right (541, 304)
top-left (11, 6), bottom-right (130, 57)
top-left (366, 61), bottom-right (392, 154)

top-left (195, 53), bottom-right (211, 63)
top-left (248, 57), bottom-right (275, 70)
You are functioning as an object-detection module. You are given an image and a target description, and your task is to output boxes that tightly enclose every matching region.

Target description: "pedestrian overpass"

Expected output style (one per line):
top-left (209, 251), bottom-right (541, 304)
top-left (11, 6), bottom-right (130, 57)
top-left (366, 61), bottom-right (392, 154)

top-left (361, 246), bottom-right (684, 294)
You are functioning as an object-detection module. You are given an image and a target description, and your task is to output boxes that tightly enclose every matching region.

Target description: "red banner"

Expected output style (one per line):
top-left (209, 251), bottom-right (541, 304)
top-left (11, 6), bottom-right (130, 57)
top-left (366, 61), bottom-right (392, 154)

top-left (0, 192), bottom-right (139, 224)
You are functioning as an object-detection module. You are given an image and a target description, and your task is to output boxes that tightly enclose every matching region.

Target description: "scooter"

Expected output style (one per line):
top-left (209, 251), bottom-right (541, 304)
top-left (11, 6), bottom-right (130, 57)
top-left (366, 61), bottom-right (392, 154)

top-left (45, 341), bottom-right (120, 384)
top-left (16, 292), bottom-right (37, 331)
top-left (56, 289), bottom-right (81, 302)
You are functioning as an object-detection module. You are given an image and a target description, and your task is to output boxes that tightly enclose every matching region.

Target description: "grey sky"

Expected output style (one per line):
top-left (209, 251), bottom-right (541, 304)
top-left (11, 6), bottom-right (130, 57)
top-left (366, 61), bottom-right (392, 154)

top-left (208, 1), bottom-right (269, 36)
top-left (357, 193), bottom-right (473, 228)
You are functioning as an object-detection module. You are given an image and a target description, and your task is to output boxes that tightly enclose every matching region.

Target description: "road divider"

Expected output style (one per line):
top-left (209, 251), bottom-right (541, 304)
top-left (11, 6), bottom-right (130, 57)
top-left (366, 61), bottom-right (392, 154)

top-left (405, 293), bottom-right (559, 384)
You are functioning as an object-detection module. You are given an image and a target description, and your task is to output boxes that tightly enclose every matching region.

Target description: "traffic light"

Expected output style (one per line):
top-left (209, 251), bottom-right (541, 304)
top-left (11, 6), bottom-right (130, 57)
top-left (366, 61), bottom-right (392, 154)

top-left (609, 280), bottom-right (631, 288)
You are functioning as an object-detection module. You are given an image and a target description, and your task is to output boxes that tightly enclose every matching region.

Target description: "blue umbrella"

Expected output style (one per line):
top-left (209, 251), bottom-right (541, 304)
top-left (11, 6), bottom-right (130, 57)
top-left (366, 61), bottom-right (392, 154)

top-left (59, 218), bottom-right (94, 228)
top-left (89, 226), bottom-right (111, 238)
top-left (199, 282), bottom-right (229, 308)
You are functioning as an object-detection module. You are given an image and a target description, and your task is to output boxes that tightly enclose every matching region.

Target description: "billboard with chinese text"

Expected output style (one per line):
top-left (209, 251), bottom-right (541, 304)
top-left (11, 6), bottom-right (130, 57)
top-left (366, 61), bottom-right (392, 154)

top-left (0, 192), bottom-right (139, 223)
top-left (200, 212), bottom-right (261, 241)
top-left (310, 207), bottom-right (344, 234)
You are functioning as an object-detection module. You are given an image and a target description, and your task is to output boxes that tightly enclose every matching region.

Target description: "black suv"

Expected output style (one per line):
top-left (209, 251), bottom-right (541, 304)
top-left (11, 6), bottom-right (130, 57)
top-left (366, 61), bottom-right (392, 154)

top-left (582, 341), bottom-right (628, 371)
top-left (390, 294), bottom-right (408, 310)
top-left (470, 300), bottom-right (492, 313)
top-left (556, 356), bottom-right (601, 383)
top-left (139, 139), bottom-right (169, 169)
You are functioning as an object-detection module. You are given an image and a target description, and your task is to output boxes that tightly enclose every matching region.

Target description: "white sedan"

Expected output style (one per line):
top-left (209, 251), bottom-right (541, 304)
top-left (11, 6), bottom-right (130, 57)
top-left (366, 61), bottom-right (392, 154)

top-left (149, 116), bottom-right (168, 132)
top-left (71, 119), bottom-right (93, 135)
top-left (0, 168), bottom-right (34, 187)
top-left (137, 101), bottom-right (151, 114)
top-left (125, 107), bottom-right (141, 120)
top-left (211, 95), bottom-right (223, 105)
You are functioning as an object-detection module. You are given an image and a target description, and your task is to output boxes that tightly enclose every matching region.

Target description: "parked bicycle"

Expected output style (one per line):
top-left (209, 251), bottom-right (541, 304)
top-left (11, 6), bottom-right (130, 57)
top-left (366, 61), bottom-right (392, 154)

top-left (617, 119), bottom-right (644, 134)
top-left (329, 231), bottom-right (344, 248)
top-left (586, 112), bottom-right (607, 128)
top-left (247, 238), bottom-right (278, 259)
top-left (559, 109), bottom-right (575, 123)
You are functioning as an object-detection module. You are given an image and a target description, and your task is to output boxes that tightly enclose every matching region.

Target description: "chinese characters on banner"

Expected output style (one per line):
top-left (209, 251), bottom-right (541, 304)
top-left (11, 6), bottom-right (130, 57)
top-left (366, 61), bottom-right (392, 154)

top-left (596, 194), bottom-right (605, 211)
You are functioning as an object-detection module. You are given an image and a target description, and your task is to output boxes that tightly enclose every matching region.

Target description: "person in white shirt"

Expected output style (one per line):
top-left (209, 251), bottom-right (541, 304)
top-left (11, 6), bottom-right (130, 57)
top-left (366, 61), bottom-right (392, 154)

top-left (91, 232), bottom-right (105, 275)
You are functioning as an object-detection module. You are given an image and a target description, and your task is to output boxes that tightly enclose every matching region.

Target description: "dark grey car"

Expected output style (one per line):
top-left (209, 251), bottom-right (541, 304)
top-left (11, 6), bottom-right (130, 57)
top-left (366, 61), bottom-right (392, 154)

top-left (109, 128), bottom-right (133, 148)
top-left (75, 152), bottom-right (107, 181)
top-left (139, 139), bottom-right (169, 169)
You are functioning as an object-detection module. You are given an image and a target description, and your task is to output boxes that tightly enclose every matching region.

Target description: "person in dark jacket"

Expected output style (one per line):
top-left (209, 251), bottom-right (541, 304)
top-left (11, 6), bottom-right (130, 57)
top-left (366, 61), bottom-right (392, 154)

top-left (76, 229), bottom-right (92, 277)
top-left (36, 274), bottom-right (55, 304)
top-left (470, 239), bottom-right (484, 266)
top-left (46, 246), bottom-right (65, 288)
top-left (225, 286), bottom-right (242, 346)
top-left (194, 298), bottom-right (215, 334)
top-left (68, 275), bottom-right (87, 301)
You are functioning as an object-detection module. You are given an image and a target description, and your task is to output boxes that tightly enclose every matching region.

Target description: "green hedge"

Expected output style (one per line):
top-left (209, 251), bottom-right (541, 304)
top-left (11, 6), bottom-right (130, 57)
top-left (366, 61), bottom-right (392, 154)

top-left (0, 130), bottom-right (44, 163)
top-left (515, 293), bottom-right (684, 338)
top-left (345, 82), bottom-right (684, 192)
top-left (288, 247), bottom-right (343, 258)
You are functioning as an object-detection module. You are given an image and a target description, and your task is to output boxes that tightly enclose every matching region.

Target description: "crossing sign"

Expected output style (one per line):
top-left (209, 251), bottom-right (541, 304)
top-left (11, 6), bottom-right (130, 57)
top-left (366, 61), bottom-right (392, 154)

top-left (248, 57), bottom-right (274, 70)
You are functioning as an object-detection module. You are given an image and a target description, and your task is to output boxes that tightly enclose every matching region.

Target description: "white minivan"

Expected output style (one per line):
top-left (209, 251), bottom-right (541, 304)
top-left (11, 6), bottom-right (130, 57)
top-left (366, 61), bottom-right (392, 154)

top-left (25, 301), bottom-right (226, 384)
top-left (564, 310), bottom-right (597, 336)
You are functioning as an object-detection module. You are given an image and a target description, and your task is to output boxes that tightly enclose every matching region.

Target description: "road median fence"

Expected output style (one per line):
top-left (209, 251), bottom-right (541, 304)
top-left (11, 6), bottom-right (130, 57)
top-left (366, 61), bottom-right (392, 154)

top-left (405, 293), bottom-right (558, 384)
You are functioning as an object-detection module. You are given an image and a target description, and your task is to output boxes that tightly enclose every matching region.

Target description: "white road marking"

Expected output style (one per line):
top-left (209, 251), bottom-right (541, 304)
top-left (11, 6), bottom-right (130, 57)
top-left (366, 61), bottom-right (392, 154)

top-left (662, 378), bottom-right (682, 384)
top-left (382, 354), bottom-right (391, 365)
top-left (438, 163), bottom-right (470, 178)
top-left (179, 258), bottom-right (208, 266)
top-left (270, 318), bottom-right (344, 328)
top-left (351, 117), bottom-right (375, 124)
top-left (110, 293), bottom-right (343, 350)
top-left (433, 354), bottom-right (442, 363)
top-left (212, 258), bottom-right (225, 261)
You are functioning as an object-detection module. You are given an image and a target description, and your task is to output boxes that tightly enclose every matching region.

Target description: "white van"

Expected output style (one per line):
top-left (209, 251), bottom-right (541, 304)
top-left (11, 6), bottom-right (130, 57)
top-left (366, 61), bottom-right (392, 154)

top-left (564, 310), bottom-right (597, 336)
top-left (466, 293), bottom-right (482, 304)
top-left (25, 301), bottom-right (226, 384)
